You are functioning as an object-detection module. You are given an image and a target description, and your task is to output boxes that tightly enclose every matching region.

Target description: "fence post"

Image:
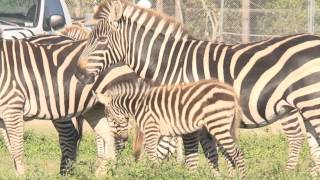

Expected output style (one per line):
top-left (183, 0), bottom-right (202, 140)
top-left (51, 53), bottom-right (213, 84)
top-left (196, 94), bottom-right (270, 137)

top-left (241, 0), bottom-right (250, 43)
top-left (175, 0), bottom-right (184, 24)
top-left (219, 0), bottom-right (224, 42)
top-left (308, 0), bottom-right (315, 34)
top-left (156, 0), bottom-right (164, 12)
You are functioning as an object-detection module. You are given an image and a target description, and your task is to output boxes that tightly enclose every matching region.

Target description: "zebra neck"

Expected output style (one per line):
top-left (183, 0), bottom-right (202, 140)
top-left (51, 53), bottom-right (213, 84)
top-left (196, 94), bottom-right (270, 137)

top-left (123, 24), bottom-right (231, 84)
top-left (109, 78), bottom-right (152, 115)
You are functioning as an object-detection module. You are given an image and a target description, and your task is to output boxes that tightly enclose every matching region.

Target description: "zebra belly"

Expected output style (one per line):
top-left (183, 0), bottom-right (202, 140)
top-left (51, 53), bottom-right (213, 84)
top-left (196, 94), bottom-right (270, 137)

top-left (157, 116), bottom-right (202, 136)
top-left (22, 97), bottom-right (96, 120)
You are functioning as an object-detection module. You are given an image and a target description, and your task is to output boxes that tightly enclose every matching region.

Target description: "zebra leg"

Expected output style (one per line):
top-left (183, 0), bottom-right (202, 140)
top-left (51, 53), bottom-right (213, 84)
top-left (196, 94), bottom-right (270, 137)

top-left (52, 118), bottom-right (80, 175)
top-left (280, 111), bottom-right (305, 171)
top-left (96, 134), bottom-right (105, 158)
top-left (3, 110), bottom-right (25, 175)
top-left (0, 120), bottom-right (11, 155)
top-left (95, 117), bottom-right (128, 158)
top-left (182, 132), bottom-right (199, 170)
top-left (83, 106), bottom-right (116, 175)
top-left (304, 119), bottom-right (320, 177)
top-left (204, 116), bottom-right (245, 178)
top-left (176, 136), bottom-right (184, 164)
top-left (143, 128), bottom-right (161, 161)
top-left (156, 136), bottom-right (176, 161)
top-left (199, 129), bottom-right (220, 176)
top-left (83, 105), bottom-right (116, 161)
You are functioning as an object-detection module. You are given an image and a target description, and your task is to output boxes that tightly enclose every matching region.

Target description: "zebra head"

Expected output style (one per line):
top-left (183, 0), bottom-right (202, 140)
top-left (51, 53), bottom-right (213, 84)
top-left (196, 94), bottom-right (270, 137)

top-left (76, 0), bottom-right (126, 84)
top-left (95, 92), bottom-right (130, 142)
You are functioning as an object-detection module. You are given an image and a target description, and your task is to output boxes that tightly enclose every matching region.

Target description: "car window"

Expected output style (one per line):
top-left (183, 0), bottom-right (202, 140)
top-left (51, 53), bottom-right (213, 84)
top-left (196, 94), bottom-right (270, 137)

top-left (0, 0), bottom-right (40, 27)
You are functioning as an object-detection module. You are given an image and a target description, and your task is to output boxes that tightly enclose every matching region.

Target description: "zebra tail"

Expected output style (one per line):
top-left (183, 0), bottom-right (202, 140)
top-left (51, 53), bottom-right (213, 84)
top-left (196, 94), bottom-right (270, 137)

top-left (75, 116), bottom-right (85, 151)
top-left (133, 126), bottom-right (144, 161)
top-left (231, 97), bottom-right (242, 142)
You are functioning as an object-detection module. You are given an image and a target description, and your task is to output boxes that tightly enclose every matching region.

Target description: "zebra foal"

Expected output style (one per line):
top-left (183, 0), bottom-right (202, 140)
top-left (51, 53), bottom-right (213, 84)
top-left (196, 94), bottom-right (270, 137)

top-left (95, 78), bottom-right (246, 178)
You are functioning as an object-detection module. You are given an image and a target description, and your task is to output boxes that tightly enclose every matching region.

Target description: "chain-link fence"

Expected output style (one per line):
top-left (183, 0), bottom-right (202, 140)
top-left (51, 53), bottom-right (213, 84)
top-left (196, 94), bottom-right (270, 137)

top-left (67, 0), bottom-right (320, 44)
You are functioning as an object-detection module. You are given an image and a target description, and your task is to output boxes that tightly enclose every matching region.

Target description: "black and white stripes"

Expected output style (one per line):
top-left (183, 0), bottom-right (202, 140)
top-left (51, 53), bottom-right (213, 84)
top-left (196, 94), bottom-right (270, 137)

top-left (96, 78), bottom-right (245, 178)
top-left (76, 0), bottom-right (320, 174)
top-left (0, 35), bottom-right (137, 174)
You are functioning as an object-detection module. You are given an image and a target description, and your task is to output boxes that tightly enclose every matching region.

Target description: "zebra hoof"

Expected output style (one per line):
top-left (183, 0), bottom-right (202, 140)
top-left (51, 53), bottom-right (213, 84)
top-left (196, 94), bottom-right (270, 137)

top-left (94, 158), bottom-right (107, 176)
top-left (310, 165), bottom-right (320, 179)
top-left (211, 169), bottom-right (221, 177)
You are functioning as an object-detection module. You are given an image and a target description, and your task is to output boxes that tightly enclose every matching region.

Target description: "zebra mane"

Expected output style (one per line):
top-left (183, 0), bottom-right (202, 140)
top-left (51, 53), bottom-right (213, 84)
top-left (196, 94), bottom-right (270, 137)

top-left (57, 23), bottom-right (90, 40)
top-left (106, 75), bottom-right (156, 98)
top-left (94, 0), bottom-right (189, 36)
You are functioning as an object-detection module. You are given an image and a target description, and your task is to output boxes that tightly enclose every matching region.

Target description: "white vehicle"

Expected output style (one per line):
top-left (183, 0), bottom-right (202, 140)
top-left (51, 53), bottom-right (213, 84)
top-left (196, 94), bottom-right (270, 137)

top-left (0, 0), bottom-right (72, 39)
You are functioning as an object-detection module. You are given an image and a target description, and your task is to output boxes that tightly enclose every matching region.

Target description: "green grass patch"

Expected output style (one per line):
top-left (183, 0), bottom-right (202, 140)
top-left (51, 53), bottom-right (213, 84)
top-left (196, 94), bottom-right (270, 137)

top-left (0, 130), bottom-right (314, 179)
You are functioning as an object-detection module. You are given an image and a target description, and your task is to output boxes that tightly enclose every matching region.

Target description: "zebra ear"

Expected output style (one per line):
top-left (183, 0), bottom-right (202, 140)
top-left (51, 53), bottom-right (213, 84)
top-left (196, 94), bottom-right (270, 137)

top-left (109, 0), bottom-right (123, 22)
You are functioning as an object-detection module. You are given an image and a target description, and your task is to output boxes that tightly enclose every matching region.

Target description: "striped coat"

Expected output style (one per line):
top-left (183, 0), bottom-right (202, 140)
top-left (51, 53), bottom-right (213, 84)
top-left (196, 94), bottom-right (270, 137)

top-left (0, 35), bottom-right (136, 174)
top-left (95, 78), bottom-right (245, 178)
top-left (76, 0), bottom-right (314, 175)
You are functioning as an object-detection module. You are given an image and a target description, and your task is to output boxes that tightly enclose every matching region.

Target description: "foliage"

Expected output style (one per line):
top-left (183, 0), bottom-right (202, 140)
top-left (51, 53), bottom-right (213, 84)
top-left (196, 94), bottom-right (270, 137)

top-left (252, 0), bottom-right (308, 36)
top-left (0, 130), bottom-right (314, 179)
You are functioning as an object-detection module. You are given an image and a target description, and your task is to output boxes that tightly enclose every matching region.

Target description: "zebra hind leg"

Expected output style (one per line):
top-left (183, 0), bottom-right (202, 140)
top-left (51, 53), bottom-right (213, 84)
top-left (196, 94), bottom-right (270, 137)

top-left (182, 132), bottom-right (199, 170)
top-left (199, 129), bottom-right (220, 177)
top-left (52, 118), bottom-right (80, 175)
top-left (204, 115), bottom-right (245, 178)
top-left (280, 110), bottom-right (305, 171)
top-left (304, 119), bottom-right (320, 178)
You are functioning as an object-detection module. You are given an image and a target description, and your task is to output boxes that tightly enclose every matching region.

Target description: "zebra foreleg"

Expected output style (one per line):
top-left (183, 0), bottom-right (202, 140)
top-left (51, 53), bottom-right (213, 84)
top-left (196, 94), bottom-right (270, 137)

top-left (143, 126), bottom-right (161, 162)
top-left (3, 108), bottom-right (25, 175)
top-left (52, 118), bottom-right (80, 175)
top-left (280, 111), bottom-right (305, 171)
top-left (83, 108), bottom-right (116, 175)
top-left (83, 104), bottom-right (116, 161)
top-left (0, 120), bottom-right (11, 155)
top-left (96, 134), bottom-right (105, 158)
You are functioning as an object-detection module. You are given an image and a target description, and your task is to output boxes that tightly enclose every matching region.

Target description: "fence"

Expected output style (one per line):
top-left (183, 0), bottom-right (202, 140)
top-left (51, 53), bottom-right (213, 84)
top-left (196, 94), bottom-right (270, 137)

top-left (67, 0), bottom-right (320, 44)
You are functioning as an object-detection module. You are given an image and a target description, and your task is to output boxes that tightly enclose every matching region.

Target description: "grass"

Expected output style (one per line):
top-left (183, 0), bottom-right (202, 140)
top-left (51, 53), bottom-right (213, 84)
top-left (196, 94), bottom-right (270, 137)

top-left (0, 129), bottom-right (314, 180)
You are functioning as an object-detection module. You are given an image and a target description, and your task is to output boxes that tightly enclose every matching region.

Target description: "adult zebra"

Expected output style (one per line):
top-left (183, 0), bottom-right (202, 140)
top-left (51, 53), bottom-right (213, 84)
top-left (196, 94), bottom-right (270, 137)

top-left (75, 0), bottom-right (314, 175)
top-left (18, 28), bottom-right (91, 174)
top-left (0, 34), bottom-right (140, 175)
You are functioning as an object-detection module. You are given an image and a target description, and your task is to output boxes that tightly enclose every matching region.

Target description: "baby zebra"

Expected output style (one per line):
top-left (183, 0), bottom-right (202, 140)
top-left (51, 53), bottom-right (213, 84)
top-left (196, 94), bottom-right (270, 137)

top-left (95, 78), bottom-right (246, 178)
